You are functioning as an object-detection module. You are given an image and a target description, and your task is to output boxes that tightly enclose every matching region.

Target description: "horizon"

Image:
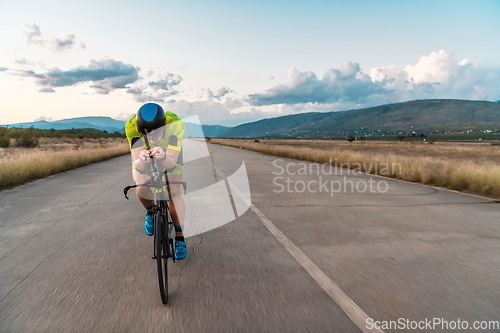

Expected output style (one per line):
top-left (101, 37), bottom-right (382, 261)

top-left (1, 1), bottom-right (499, 126)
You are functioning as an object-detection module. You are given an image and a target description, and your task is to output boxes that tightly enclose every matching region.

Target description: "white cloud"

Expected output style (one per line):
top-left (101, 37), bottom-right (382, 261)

top-left (114, 112), bottom-right (135, 121)
top-left (373, 50), bottom-right (500, 101)
top-left (248, 50), bottom-right (500, 111)
top-left (51, 34), bottom-right (86, 52)
top-left (248, 62), bottom-right (388, 106)
top-left (24, 24), bottom-right (43, 45)
top-left (17, 58), bottom-right (139, 93)
top-left (23, 23), bottom-right (86, 52)
top-left (126, 72), bottom-right (183, 102)
top-left (34, 116), bottom-right (54, 121)
top-left (405, 50), bottom-right (460, 84)
top-left (162, 99), bottom-right (273, 126)
top-left (215, 87), bottom-right (232, 98)
top-left (205, 86), bottom-right (243, 110)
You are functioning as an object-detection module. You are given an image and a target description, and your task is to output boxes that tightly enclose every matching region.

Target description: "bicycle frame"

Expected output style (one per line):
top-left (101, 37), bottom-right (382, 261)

top-left (123, 157), bottom-right (187, 247)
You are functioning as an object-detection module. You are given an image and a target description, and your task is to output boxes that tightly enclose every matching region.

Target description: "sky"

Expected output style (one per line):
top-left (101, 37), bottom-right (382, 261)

top-left (1, 0), bottom-right (499, 126)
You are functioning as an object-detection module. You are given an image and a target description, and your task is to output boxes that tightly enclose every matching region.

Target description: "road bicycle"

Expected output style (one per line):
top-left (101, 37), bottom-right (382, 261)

top-left (123, 156), bottom-right (186, 305)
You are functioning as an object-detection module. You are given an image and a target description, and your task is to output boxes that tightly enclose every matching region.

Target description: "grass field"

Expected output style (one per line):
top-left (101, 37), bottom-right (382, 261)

top-left (212, 139), bottom-right (500, 199)
top-left (0, 137), bottom-right (130, 191)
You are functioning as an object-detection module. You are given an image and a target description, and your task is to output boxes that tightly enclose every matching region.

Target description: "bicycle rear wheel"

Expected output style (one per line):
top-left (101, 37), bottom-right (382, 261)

top-left (154, 211), bottom-right (169, 304)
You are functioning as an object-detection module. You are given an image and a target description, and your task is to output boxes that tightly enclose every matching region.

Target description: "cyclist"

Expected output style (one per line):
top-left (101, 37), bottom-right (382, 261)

top-left (125, 103), bottom-right (187, 260)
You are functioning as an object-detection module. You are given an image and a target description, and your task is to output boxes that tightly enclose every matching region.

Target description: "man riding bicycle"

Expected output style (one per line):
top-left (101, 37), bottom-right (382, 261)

top-left (125, 103), bottom-right (187, 260)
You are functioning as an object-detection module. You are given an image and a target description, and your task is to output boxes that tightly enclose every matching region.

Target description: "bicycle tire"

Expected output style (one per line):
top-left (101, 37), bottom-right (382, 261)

top-left (154, 210), bottom-right (169, 304)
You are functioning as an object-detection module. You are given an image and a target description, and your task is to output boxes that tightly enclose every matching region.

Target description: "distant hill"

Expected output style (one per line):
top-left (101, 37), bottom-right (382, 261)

top-left (220, 99), bottom-right (500, 138)
top-left (7, 117), bottom-right (125, 133)
top-left (199, 125), bottom-right (231, 137)
top-left (5, 116), bottom-right (231, 137)
top-left (184, 123), bottom-right (231, 137)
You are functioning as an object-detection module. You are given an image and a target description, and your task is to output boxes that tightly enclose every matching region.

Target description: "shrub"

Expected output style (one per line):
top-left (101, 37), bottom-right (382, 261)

top-left (15, 127), bottom-right (39, 148)
top-left (0, 127), bottom-right (10, 148)
top-left (346, 136), bottom-right (355, 142)
top-left (396, 134), bottom-right (406, 141)
top-left (0, 136), bottom-right (10, 148)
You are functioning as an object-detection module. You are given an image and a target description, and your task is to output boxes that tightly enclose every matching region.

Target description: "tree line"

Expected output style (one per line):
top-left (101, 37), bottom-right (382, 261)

top-left (0, 126), bottom-right (125, 148)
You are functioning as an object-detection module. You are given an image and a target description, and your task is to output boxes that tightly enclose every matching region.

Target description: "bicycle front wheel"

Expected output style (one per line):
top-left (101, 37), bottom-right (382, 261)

top-left (154, 211), bottom-right (169, 304)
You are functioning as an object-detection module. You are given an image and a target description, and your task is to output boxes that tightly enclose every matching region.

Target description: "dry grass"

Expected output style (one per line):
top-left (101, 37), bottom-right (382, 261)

top-left (212, 139), bottom-right (500, 199)
top-left (0, 137), bottom-right (130, 190)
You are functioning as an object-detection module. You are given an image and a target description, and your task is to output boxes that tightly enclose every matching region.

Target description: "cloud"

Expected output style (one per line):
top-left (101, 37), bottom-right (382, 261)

top-left (247, 50), bottom-right (500, 110)
top-left (149, 73), bottom-right (182, 91)
top-left (23, 23), bottom-right (86, 52)
top-left (207, 86), bottom-right (232, 100)
top-left (164, 99), bottom-right (269, 126)
top-left (126, 73), bottom-right (183, 102)
top-left (114, 112), bottom-right (135, 121)
top-left (205, 86), bottom-right (243, 110)
top-left (125, 80), bottom-right (250, 124)
top-left (248, 62), bottom-right (388, 106)
top-left (405, 50), bottom-right (462, 84)
top-left (51, 34), bottom-right (86, 52)
top-left (24, 24), bottom-right (43, 45)
top-left (373, 50), bottom-right (500, 101)
top-left (220, 96), bottom-right (243, 110)
top-left (19, 59), bottom-right (139, 93)
top-left (34, 116), bottom-right (54, 121)
top-left (15, 58), bottom-right (34, 66)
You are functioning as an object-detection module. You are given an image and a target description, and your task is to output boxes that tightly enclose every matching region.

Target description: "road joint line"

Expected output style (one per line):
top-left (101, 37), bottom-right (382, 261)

top-left (250, 204), bottom-right (384, 333)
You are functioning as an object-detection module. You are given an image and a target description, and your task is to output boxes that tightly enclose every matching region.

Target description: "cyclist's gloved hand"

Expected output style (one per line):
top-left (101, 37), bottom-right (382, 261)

top-left (139, 150), bottom-right (152, 163)
top-left (151, 147), bottom-right (166, 160)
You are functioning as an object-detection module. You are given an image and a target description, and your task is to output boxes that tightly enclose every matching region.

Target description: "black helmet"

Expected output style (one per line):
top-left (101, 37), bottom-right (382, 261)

top-left (136, 103), bottom-right (166, 135)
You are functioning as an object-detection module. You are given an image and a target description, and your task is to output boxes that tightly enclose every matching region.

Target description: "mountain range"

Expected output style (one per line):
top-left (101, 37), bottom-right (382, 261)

top-left (5, 99), bottom-right (500, 138)
top-left (5, 117), bottom-right (231, 137)
top-left (220, 99), bottom-right (500, 138)
top-left (6, 117), bottom-right (125, 133)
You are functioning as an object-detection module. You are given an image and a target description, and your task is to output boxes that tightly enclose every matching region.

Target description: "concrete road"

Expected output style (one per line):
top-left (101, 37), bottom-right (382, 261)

top-left (1, 143), bottom-right (499, 332)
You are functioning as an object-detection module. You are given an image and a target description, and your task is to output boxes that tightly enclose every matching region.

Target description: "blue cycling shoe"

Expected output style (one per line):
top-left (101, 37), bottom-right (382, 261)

top-left (175, 241), bottom-right (187, 260)
top-left (144, 212), bottom-right (154, 236)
